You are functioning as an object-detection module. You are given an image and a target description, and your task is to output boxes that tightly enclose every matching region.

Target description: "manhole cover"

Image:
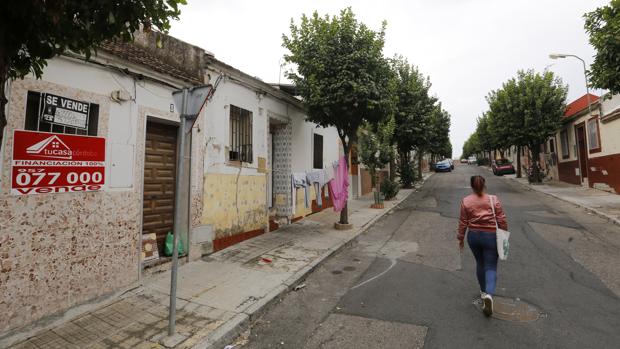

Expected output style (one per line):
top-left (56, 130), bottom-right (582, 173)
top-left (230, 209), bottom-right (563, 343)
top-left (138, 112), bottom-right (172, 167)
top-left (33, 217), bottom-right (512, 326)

top-left (472, 296), bottom-right (542, 322)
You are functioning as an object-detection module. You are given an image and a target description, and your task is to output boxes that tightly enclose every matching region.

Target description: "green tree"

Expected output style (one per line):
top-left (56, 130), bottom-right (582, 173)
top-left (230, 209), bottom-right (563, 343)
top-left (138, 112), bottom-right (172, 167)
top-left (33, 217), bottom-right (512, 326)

top-left (390, 56), bottom-right (437, 180)
top-left (358, 117), bottom-right (395, 205)
top-left (283, 8), bottom-right (393, 224)
top-left (486, 70), bottom-right (567, 181)
top-left (585, 1), bottom-right (620, 94)
top-left (426, 105), bottom-right (452, 162)
top-left (0, 0), bottom-right (184, 149)
top-left (462, 132), bottom-right (481, 159)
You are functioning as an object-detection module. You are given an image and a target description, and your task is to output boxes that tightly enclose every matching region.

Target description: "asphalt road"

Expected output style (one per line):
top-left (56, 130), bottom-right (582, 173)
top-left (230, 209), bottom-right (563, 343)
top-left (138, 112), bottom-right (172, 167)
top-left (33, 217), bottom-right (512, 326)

top-left (238, 165), bottom-right (620, 349)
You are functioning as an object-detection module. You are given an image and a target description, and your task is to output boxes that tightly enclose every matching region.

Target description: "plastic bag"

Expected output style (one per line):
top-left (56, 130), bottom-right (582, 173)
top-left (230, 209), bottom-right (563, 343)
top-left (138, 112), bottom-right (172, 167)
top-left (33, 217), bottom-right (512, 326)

top-left (164, 231), bottom-right (185, 257)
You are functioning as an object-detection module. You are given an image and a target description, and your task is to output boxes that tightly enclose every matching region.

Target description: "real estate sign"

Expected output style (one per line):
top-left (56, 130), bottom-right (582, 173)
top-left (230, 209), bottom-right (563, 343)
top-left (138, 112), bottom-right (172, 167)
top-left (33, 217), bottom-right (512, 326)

top-left (11, 130), bottom-right (106, 195)
top-left (40, 93), bottom-right (90, 129)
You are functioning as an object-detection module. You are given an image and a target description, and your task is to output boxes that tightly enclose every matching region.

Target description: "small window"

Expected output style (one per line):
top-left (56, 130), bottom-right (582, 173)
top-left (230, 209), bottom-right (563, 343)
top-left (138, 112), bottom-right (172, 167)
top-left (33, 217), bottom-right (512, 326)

top-left (313, 133), bottom-right (323, 169)
top-left (229, 105), bottom-right (253, 163)
top-left (25, 91), bottom-right (98, 135)
top-left (587, 118), bottom-right (600, 151)
top-left (560, 129), bottom-right (570, 159)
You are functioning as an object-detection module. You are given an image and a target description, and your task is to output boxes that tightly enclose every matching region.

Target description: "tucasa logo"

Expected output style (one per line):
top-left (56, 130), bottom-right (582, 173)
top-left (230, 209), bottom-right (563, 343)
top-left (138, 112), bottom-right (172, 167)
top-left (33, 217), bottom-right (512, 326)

top-left (26, 135), bottom-right (72, 159)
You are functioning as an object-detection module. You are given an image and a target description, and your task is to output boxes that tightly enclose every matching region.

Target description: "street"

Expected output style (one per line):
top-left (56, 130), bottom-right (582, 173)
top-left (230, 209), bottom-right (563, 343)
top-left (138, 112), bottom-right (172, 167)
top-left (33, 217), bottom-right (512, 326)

top-left (238, 165), bottom-right (620, 349)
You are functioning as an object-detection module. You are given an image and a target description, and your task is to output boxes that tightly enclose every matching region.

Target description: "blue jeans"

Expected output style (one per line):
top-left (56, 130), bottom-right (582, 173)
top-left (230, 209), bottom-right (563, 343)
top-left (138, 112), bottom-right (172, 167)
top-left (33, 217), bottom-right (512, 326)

top-left (467, 230), bottom-right (499, 295)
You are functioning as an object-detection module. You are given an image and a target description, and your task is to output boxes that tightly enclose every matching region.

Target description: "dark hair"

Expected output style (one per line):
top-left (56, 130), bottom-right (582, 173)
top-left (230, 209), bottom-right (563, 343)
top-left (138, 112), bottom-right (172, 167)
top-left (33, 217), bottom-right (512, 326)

top-left (470, 175), bottom-right (486, 196)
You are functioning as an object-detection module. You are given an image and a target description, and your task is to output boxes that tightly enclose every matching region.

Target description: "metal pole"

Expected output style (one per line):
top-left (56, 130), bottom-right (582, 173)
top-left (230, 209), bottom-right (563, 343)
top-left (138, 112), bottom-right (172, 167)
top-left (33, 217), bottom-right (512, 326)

top-left (169, 88), bottom-right (188, 336)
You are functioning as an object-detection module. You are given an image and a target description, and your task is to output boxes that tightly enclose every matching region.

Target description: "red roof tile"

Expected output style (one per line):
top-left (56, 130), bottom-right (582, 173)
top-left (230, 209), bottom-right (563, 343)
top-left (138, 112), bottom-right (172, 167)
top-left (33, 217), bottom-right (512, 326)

top-left (564, 93), bottom-right (599, 117)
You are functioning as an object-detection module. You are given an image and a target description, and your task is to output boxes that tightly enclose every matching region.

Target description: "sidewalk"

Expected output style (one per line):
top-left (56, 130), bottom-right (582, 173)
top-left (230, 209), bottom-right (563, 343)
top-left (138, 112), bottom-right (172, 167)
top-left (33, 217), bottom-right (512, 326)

top-left (505, 175), bottom-right (620, 225)
top-left (7, 177), bottom-right (428, 349)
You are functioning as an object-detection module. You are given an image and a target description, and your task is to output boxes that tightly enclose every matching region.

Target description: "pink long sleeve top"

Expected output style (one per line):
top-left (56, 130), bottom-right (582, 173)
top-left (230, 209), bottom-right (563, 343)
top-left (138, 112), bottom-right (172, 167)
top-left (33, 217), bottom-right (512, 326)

top-left (457, 193), bottom-right (508, 242)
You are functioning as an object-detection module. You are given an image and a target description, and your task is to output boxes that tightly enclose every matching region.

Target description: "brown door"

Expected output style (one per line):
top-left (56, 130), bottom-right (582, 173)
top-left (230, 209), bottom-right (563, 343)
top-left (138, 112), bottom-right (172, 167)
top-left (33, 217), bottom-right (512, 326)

top-left (575, 125), bottom-right (588, 180)
top-left (142, 122), bottom-right (178, 256)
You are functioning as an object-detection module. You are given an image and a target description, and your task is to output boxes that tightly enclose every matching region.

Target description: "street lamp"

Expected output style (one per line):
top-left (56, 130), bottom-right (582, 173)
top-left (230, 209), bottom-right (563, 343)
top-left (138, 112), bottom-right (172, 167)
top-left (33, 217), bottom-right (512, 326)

top-left (548, 53), bottom-right (592, 116)
top-left (168, 84), bottom-right (213, 336)
top-left (549, 53), bottom-right (592, 185)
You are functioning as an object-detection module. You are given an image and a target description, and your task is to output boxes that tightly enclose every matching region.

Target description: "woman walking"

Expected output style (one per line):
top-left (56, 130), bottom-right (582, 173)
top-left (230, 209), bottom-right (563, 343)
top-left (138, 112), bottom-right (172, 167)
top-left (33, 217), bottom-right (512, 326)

top-left (458, 175), bottom-right (508, 316)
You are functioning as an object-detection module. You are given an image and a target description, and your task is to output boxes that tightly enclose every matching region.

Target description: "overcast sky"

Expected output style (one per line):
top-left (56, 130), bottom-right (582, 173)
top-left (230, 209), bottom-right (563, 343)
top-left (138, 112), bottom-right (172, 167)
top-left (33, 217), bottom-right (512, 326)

top-left (170, 0), bottom-right (608, 157)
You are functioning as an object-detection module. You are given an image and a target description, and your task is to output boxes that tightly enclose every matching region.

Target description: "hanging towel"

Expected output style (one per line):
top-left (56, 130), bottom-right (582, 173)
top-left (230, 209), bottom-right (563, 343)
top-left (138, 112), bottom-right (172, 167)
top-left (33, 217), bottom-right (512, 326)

top-left (306, 170), bottom-right (326, 208)
top-left (329, 156), bottom-right (350, 212)
top-left (293, 172), bottom-right (310, 212)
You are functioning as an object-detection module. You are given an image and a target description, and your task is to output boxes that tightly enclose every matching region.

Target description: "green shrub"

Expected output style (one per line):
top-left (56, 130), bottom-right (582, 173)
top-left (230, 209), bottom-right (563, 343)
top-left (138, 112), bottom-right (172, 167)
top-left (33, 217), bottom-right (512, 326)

top-left (398, 161), bottom-right (415, 188)
top-left (381, 177), bottom-right (400, 200)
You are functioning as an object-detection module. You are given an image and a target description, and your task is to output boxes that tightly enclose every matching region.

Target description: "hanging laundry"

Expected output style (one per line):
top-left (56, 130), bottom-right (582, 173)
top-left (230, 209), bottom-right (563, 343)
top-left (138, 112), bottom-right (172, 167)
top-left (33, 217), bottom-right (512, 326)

top-left (306, 170), bottom-right (326, 208)
top-left (329, 156), bottom-right (349, 212)
top-left (292, 172), bottom-right (310, 216)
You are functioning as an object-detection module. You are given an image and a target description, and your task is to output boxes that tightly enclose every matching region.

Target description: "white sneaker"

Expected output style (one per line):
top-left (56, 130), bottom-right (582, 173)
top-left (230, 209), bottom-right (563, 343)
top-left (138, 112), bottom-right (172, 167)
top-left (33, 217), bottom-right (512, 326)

top-left (482, 294), bottom-right (493, 317)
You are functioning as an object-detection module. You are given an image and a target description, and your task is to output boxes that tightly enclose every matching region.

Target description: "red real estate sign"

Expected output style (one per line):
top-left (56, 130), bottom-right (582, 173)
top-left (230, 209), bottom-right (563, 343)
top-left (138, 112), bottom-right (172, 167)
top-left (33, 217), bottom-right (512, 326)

top-left (11, 130), bottom-right (106, 195)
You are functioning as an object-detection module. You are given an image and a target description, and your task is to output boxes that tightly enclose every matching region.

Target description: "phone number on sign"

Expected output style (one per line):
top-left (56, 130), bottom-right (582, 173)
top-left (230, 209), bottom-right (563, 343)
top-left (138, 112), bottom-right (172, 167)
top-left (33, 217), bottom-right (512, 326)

top-left (11, 167), bottom-right (105, 195)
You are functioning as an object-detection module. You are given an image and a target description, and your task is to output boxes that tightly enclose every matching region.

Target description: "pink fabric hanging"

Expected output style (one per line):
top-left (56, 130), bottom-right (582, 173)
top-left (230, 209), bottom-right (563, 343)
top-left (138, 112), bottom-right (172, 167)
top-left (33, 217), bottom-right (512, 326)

top-left (329, 156), bottom-right (349, 212)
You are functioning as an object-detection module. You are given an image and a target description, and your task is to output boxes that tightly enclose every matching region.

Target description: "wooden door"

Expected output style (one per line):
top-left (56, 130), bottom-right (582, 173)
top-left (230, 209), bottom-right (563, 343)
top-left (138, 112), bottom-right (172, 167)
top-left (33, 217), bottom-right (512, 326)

top-left (142, 122), bottom-right (178, 256)
top-left (576, 125), bottom-right (588, 180)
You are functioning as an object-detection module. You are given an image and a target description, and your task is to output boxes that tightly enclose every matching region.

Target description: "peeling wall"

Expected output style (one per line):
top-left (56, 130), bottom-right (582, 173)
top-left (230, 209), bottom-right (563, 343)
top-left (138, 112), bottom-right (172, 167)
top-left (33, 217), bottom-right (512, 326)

top-left (0, 55), bottom-right (186, 336)
top-left (201, 173), bottom-right (267, 238)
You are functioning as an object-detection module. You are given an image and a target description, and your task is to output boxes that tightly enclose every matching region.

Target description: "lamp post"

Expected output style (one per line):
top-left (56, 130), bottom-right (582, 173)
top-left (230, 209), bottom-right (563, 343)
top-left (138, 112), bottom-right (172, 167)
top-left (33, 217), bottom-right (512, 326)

top-left (168, 84), bottom-right (212, 336)
top-left (549, 53), bottom-right (592, 185)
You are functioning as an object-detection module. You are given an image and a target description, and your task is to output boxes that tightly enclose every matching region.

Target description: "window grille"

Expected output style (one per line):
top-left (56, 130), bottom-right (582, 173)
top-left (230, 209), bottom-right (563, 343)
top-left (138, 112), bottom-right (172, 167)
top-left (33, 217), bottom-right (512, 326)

top-left (313, 133), bottom-right (323, 169)
top-left (229, 105), bottom-right (253, 163)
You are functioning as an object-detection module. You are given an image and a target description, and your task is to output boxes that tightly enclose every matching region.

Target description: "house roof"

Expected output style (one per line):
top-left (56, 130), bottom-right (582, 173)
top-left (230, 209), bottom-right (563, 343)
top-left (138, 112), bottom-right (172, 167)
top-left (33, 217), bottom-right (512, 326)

top-left (98, 31), bottom-right (205, 85)
top-left (564, 93), bottom-right (599, 118)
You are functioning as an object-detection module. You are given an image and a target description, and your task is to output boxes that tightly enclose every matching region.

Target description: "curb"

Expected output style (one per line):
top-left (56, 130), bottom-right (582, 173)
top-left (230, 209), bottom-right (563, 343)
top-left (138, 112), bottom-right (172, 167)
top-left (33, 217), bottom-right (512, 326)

top-left (506, 177), bottom-right (620, 226)
top-left (193, 174), bottom-right (431, 349)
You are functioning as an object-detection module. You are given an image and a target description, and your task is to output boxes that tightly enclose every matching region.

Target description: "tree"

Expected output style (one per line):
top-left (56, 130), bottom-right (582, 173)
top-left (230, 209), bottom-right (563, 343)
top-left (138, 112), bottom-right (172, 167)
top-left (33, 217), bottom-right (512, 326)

top-left (426, 104), bottom-right (452, 162)
top-left (462, 132), bottom-right (481, 159)
top-left (486, 70), bottom-right (567, 182)
top-left (358, 116), bottom-right (395, 205)
top-left (283, 8), bottom-right (393, 224)
top-left (0, 0), bottom-right (184, 148)
top-left (390, 56), bottom-right (437, 180)
top-left (585, 1), bottom-right (620, 94)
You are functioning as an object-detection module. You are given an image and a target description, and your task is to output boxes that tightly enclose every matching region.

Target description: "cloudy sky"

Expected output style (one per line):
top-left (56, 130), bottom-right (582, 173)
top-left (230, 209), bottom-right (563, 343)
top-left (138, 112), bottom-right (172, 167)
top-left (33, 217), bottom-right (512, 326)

top-left (170, 0), bottom-right (608, 157)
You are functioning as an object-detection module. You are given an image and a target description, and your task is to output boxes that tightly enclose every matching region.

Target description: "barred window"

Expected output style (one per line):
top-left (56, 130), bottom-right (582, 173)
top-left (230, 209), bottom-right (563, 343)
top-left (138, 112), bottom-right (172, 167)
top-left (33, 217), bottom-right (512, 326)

top-left (25, 91), bottom-right (99, 136)
top-left (229, 105), bottom-right (253, 163)
top-left (313, 133), bottom-right (323, 169)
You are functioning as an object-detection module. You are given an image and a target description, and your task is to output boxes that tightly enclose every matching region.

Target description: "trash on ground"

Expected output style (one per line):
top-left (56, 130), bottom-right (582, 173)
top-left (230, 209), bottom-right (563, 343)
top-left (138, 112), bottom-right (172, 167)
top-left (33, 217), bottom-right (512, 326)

top-left (294, 283), bottom-right (306, 291)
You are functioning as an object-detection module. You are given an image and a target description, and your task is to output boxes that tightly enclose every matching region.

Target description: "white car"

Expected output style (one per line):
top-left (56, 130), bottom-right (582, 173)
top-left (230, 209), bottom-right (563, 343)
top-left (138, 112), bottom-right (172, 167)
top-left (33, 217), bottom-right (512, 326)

top-left (467, 156), bottom-right (477, 165)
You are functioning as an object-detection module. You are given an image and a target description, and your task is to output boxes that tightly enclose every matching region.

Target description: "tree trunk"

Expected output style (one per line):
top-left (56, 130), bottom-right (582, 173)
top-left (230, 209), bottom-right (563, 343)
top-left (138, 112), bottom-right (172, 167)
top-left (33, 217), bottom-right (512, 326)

top-left (339, 142), bottom-right (349, 225)
top-left (417, 151), bottom-right (423, 180)
top-left (530, 144), bottom-right (542, 183)
top-left (0, 59), bottom-right (8, 153)
top-left (516, 145), bottom-right (522, 178)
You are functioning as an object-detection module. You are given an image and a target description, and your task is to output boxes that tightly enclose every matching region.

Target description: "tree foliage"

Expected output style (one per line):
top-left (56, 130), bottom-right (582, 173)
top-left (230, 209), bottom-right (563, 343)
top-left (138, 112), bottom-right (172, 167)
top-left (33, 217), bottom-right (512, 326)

top-left (358, 116), bottom-right (396, 196)
top-left (464, 70), bottom-right (567, 181)
top-left (282, 8), bottom-right (393, 150)
top-left (585, 1), bottom-right (620, 94)
top-left (0, 0), bottom-right (184, 147)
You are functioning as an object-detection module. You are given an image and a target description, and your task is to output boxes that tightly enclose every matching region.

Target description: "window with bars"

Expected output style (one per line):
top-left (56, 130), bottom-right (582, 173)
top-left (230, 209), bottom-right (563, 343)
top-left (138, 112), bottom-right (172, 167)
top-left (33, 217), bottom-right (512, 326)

top-left (24, 91), bottom-right (99, 135)
top-left (229, 105), bottom-right (253, 163)
top-left (313, 133), bottom-right (323, 169)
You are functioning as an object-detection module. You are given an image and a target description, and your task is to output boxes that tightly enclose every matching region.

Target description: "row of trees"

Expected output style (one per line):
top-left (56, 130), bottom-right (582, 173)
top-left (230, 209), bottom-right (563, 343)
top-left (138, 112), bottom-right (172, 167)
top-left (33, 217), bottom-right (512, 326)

top-left (463, 0), bottom-right (620, 182)
top-left (283, 8), bottom-right (452, 223)
top-left (462, 70), bottom-right (568, 181)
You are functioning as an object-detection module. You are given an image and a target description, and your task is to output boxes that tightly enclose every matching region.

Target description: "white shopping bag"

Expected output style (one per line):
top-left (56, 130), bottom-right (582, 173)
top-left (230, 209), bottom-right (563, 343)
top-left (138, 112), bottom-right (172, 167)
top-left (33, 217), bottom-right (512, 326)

top-left (490, 196), bottom-right (510, 260)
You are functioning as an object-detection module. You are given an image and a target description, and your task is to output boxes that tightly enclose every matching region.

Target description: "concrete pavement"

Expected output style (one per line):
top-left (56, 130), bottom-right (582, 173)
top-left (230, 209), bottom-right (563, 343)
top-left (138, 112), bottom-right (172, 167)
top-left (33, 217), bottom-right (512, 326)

top-left (504, 174), bottom-right (620, 225)
top-left (6, 177), bottom-right (429, 349)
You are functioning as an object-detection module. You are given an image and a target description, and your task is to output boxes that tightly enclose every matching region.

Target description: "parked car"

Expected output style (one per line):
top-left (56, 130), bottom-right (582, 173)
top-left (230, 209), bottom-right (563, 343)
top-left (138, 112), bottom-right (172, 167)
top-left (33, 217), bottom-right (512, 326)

top-left (460, 158), bottom-right (468, 164)
top-left (445, 159), bottom-right (454, 170)
top-left (435, 160), bottom-right (452, 172)
top-left (492, 159), bottom-right (516, 176)
top-left (467, 156), bottom-right (477, 165)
